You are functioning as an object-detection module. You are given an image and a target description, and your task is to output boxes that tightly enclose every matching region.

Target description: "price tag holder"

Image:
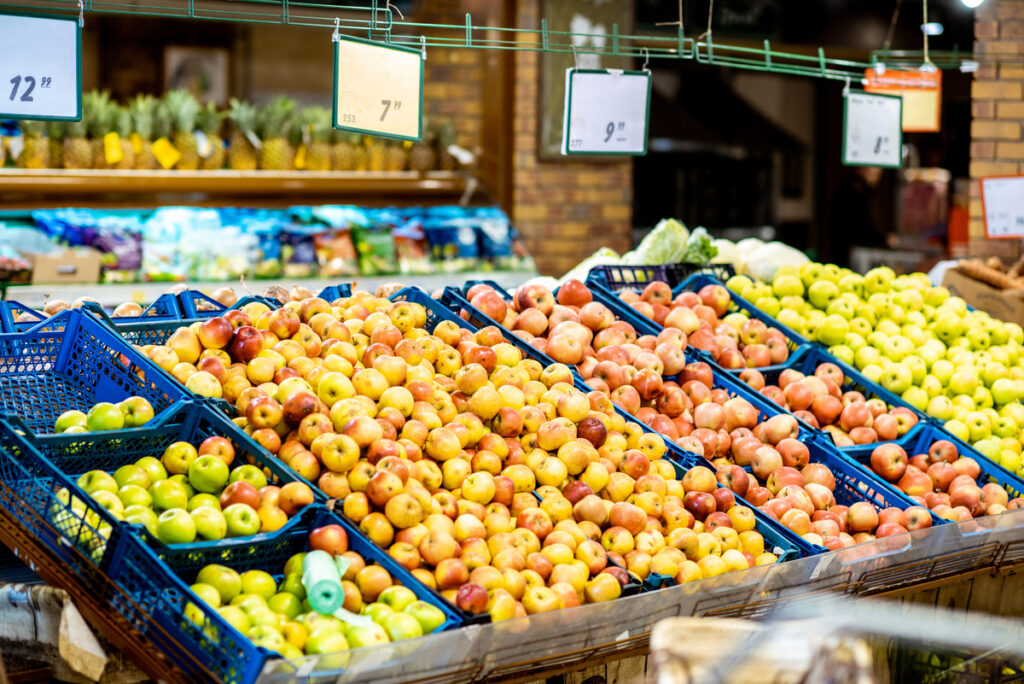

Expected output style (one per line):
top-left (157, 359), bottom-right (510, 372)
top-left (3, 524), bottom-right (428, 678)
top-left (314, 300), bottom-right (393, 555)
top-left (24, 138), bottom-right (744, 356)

top-left (561, 68), bottom-right (651, 156)
top-left (842, 91), bottom-right (903, 169)
top-left (333, 36), bottom-right (423, 142)
top-left (0, 11), bottom-right (81, 121)
top-left (980, 176), bottom-right (1024, 239)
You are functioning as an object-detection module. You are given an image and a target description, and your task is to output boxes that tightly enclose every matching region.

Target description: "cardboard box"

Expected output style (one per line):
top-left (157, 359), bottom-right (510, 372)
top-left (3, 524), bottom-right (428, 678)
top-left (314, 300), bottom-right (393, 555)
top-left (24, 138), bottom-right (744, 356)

top-left (942, 267), bottom-right (1024, 325)
top-left (28, 249), bottom-right (102, 285)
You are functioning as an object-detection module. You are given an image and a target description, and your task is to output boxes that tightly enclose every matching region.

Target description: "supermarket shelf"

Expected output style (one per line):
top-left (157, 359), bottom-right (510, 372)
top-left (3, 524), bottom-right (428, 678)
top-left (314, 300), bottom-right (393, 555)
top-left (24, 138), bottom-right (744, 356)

top-left (0, 169), bottom-right (475, 208)
top-left (3, 271), bottom-right (535, 309)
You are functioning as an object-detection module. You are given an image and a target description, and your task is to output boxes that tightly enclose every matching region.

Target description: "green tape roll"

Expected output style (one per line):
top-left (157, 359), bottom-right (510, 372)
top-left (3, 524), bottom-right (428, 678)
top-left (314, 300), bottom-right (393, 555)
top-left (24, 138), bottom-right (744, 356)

top-left (302, 549), bottom-right (344, 614)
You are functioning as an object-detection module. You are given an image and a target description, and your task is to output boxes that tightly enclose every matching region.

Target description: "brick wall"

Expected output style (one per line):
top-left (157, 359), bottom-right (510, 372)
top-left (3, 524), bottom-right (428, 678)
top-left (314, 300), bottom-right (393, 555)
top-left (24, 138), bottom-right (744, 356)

top-left (969, 0), bottom-right (1024, 255)
top-left (511, 0), bottom-right (634, 277)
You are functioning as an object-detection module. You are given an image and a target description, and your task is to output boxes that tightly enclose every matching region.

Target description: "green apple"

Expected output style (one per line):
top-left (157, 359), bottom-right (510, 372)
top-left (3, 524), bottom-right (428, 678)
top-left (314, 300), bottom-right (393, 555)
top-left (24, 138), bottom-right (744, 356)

top-left (118, 396), bottom-right (155, 428)
top-left (854, 346), bottom-right (881, 370)
top-left (806, 309), bottom-right (826, 330)
top-left (921, 375), bottom-right (943, 398)
top-left (830, 345), bottom-right (855, 366)
top-left (883, 303), bottom-right (906, 325)
top-left (117, 484), bottom-right (152, 509)
top-left (993, 416), bottom-right (1018, 439)
top-left (931, 359), bottom-right (955, 385)
top-left (881, 336), bottom-right (913, 362)
top-left (964, 411), bottom-right (992, 442)
top-left (974, 437), bottom-right (1002, 463)
top-left (855, 304), bottom-right (878, 326)
top-left (799, 262), bottom-right (824, 289)
top-left (134, 456), bottom-right (168, 485)
top-left (918, 345), bottom-right (942, 369)
top-left (974, 386), bottom-right (994, 410)
top-left (949, 368), bottom-right (979, 397)
top-left (966, 328), bottom-right (992, 351)
top-left (305, 627), bottom-right (350, 655)
top-left (863, 266), bottom-right (895, 294)
top-left (952, 394), bottom-right (976, 412)
top-left (772, 274), bottom-right (804, 298)
top-left (199, 564), bottom-right (243, 604)
top-left (278, 573), bottom-right (306, 600)
top-left (988, 320), bottom-right (1010, 346)
top-left (248, 609), bottom-right (283, 630)
top-left (934, 312), bottom-right (965, 343)
top-left (991, 378), bottom-right (1017, 406)
top-left (283, 553), bottom-right (307, 577)
top-left (123, 505), bottom-right (158, 536)
top-left (924, 285), bottom-right (949, 307)
top-left (944, 418), bottom-right (970, 442)
top-left (378, 585), bottom-right (417, 612)
top-left (156, 508), bottom-right (196, 544)
top-left (345, 623), bottom-right (390, 648)
top-left (114, 464), bottom-right (150, 489)
top-left (876, 319), bottom-right (900, 337)
top-left (821, 264), bottom-right (843, 283)
top-left (229, 465), bottom-right (268, 491)
top-left (1000, 450), bottom-right (1023, 473)
top-left (900, 325), bottom-right (926, 348)
top-left (191, 506), bottom-right (227, 541)
top-left (990, 346), bottom-right (1011, 366)
top-left (86, 402), bottom-right (125, 432)
top-left (826, 297), bottom-right (856, 320)
top-left (901, 387), bottom-right (929, 412)
top-left (862, 364), bottom-right (884, 384)
top-left (217, 604), bottom-right (250, 634)
top-left (191, 582), bottom-right (223, 609)
top-left (926, 396), bottom-right (954, 421)
top-left (404, 600), bottom-right (447, 634)
top-left (232, 594), bottom-right (269, 616)
top-left (268, 592), bottom-right (302, 619)
top-left (844, 332), bottom-right (866, 350)
top-left (168, 474), bottom-right (196, 499)
top-left (726, 275), bottom-right (754, 297)
top-left (188, 455), bottom-right (230, 494)
top-left (755, 296), bottom-right (781, 318)
top-left (188, 493), bottom-right (222, 511)
top-left (816, 315), bottom-right (849, 347)
top-left (747, 282), bottom-right (773, 302)
top-left (149, 479), bottom-right (189, 512)
top-left (91, 489), bottom-right (124, 518)
top-left (224, 503), bottom-right (261, 538)
top-left (249, 625), bottom-right (288, 652)
top-left (77, 470), bottom-right (118, 494)
top-left (240, 569), bottom-right (277, 601)
top-left (902, 355), bottom-right (927, 385)
top-left (54, 410), bottom-right (88, 433)
top-left (849, 317), bottom-right (872, 337)
top-left (807, 281), bottom-right (839, 310)
top-left (381, 611), bottom-right (423, 641)
top-left (880, 365), bottom-right (913, 395)
top-left (162, 441), bottom-right (199, 476)
top-left (1002, 402), bottom-right (1024, 425)
top-left (362, 602), bottom-right (394, 625)
top-left (837, 274), bottom-right (864, 298)
top-left (780, 295), bottom-right (807, 313)
top-left (722, 312), bottom-right (747, 330)
top-left (776, 309), bottom-right (804, 333)
top-left (1008, 323), bottom-right (1024, 346)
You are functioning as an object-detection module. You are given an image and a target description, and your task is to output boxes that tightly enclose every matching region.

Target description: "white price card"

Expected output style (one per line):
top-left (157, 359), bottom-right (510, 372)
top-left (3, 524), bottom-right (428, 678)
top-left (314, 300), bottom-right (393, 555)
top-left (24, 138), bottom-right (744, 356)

top-left (333, 36), bottom-right (423, 141)
top-left (0, 12), bottom-right (81, 120)
top-left (981, 176), bottom-right (1024, 239)
top-left (842, 91), bottom-right (903, 169)
top-left (561, 68), bottom-right (651, 156)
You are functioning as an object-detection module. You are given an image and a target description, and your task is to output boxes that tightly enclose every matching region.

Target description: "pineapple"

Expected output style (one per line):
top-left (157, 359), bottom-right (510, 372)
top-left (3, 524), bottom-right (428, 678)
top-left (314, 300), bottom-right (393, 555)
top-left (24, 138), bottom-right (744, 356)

top-left (151, 100), bottom-right (174, 168)
top-left (301, 106), bottom-right (332, 171)
top-left (409, 122), bottom-right (437, 173)
top-left (436, 121), bottom-right (457, 171)
top-left (256, 97), bottom-right (296, 171)
top-left (366, 135), bottom-right (386, 172)
top-left (47, 121), bottom-right (65, 169)
top-left (228, 98), bottom-right (258, 171)
top-left (197, 102), bottom-right (226, 170)
top-left (112, 105), bottom-right (135, 170)
top-left (330, 128), bottom-right (356, 171)
top-left (130, 95), bottom-right (159, 170)
top-left (84, 91), bottom-right (113, 169)
top-left (384, 140), bottom-right (407, 171)
top-left (165, 90), bottom-right (200, 170)
top-left (63, 108), bottom-right (91, 169)
top-left (351, 133), bottom-right (368, 171)
top-left (16, 119), bottom-right (48, 169)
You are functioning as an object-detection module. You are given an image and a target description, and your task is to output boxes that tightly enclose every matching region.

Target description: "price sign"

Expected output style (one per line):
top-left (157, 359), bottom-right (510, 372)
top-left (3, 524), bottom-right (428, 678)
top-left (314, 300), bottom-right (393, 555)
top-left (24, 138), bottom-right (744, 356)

top-left (561, 68), bottom-right (651, 156)
top-left (842, 91), bottom-right (903, 168)
top-left (0, 12), bottom-right (81, 120)
top-left (981, 176), bottom-right (1024, 239)
top-left (864, 67), bottom-right (942, 133)
top-left (333, 36), bottom-right (423, 141)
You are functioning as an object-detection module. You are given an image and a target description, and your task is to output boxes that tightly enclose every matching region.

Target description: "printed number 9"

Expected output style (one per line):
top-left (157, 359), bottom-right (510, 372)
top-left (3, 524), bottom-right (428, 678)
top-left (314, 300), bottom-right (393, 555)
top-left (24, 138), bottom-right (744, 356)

top-left (604, 121), bottom-right (615, 143)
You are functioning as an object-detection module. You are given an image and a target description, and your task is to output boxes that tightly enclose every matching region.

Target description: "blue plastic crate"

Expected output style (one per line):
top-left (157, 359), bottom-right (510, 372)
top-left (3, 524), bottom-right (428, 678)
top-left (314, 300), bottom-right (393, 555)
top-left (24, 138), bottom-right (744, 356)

top-left (111, 505), bottom-right (463, 684)
top-left (0, 293), bottom-right (185, 333)
top-left (177, 284), bottom-right (353, 320)
top-left (0, 415), bottom-right (134, 583)
top-left (22, 401), bottom-right (324, 551)
top-left (0, 309), bottom-right (190, 434)
top-left (837, 423), bottom-right (1024, 505)
top-left (587, 264), bottom-right (736, 292)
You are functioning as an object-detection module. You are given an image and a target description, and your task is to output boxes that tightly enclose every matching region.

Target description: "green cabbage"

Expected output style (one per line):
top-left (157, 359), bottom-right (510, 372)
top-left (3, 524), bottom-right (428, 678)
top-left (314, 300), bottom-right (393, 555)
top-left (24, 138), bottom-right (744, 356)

top-left (622, 218), bottom-right (689, 265)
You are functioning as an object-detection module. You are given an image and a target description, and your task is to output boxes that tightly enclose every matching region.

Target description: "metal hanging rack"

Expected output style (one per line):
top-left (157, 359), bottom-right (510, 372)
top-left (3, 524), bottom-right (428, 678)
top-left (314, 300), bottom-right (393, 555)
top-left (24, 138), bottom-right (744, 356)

top-left (1, 0), bottom-right (1007, 83)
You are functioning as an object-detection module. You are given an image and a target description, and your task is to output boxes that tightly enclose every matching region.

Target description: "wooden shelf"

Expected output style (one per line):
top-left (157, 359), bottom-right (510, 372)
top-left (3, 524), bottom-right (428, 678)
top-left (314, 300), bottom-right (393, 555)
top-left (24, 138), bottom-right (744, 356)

top-left (0, 169), bottom-right (474, 208)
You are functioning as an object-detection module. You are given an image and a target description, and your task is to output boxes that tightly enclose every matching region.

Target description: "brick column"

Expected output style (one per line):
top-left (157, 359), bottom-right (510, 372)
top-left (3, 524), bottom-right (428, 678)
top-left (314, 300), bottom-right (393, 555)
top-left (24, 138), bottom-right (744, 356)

top-left (511, 0), bottom-right (634, 277)
top-left (969, 0), bottom-right (1024, 256)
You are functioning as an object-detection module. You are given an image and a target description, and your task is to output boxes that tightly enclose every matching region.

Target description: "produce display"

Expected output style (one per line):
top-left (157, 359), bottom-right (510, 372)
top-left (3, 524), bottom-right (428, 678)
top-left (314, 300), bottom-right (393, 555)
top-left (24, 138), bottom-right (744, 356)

top-left (5, 91), bottom-right (460, 173)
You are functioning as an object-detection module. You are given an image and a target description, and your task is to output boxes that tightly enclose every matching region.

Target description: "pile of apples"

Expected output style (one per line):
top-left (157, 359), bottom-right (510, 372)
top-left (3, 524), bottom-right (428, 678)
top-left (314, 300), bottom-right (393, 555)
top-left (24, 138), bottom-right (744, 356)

top-left (731, 263), bottom-right (1024, 480)
top-left (136, 288), bottom-right (780, 626)
top-left (737, 364), bottom-right (920, 447)
top-left (616, 280), bottom-right (794, 370)
top-left (54, 396), bottom-right (155, 433)
top-left (866, 440), bottom-right (1024, 521)
top-left (185, 525), bottom-right (452, 659)
top-left (68, 436), bottom-right (314, 545)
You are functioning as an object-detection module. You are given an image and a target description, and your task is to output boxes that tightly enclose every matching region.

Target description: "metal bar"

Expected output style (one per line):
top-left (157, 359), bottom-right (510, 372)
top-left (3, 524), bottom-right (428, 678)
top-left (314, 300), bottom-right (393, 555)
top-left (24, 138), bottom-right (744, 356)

top-left (612, 22), bottom-right (619, 56)
top-left (465, 12), bottom-right (471, 48)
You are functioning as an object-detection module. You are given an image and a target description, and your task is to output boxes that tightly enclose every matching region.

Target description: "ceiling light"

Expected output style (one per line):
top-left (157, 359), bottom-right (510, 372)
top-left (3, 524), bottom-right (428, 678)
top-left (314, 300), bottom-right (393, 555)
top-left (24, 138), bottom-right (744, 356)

top-left (961, 0), bottom-right (985, 8)
top-left (922, 22), bottom-right (944, 35)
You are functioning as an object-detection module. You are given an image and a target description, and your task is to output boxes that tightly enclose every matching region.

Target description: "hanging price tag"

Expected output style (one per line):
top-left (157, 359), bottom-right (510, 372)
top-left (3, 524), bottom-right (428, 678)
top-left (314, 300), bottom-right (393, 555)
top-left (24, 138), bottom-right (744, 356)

top-left (561, 68), bottom-right (651, 156)
top-left (151, 137), bottom-right (180, 170)
top-left (103, 132), bottom-right (123, 165)
top-left (0, 11), bottom-right (81, 120)
top-left (333, 36), bottom-right (423, 141)
top-left (842, 91), bottom-right (903, 169)
top-left (981, 176), bottom-right (1024, 239)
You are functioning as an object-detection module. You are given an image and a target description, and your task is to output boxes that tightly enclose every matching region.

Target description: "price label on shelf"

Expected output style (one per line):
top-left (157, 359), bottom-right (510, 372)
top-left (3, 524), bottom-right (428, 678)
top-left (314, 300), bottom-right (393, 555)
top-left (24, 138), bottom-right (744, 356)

top-left (842, 91), bottom-right (903, 168)
top-left (0, 11), bottom-right (81, 120)
top-left (561, 68), bottom-right (651, 156)
top-left (981, 176), bottom-right (1024, 239)
top-left (333, 36), bottom-right (423, 141)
